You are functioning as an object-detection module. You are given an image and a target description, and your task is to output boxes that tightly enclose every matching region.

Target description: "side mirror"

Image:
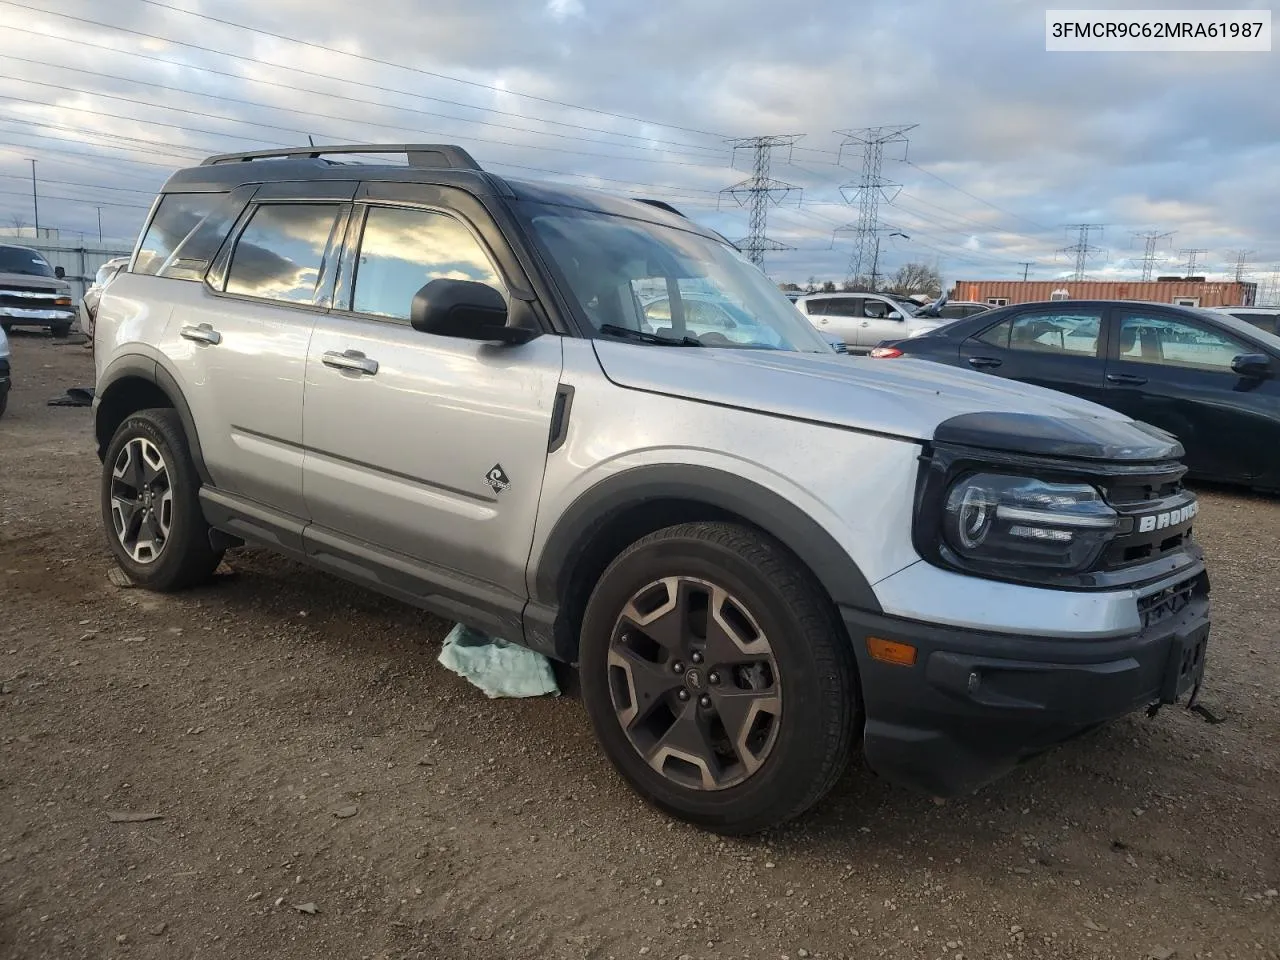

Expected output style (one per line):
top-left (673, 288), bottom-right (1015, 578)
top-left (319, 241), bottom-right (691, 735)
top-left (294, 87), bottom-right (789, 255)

top-left (1231, 353), bottom-right (1272, 378)
top-left (409, 279), bottom-right (538, 345)
top-left (54, 265), bottom-right (66, 279)
top-left (888, 310), bottom-right (904, 320)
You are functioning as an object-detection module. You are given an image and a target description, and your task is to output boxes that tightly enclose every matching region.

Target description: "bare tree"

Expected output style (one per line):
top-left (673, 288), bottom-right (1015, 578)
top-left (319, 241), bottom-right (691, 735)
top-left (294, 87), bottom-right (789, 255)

top-left (820, 280), bottom-right (837, 293)
top-left (805, 275), bottom-right (817, 294)
top-left (888, 262), bottom-right (942, 297)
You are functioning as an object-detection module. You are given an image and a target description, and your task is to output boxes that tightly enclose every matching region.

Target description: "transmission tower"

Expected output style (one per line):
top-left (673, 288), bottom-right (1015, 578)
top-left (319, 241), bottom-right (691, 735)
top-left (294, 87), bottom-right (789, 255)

top-left (1266, 264), bottom-right (1280, 305)
top-left (1130, 230), bottom-right (1175, 282)
top-left (1060, 224), bottom-right (1106, 281)
top-left (1227, 249), bottom-right (1254, 282)
top-left (1177, 248), bottom-right (1208, 278)
top-left (834, 124), bottom-right (917, 286)
top-left (719, 135), bottom-right (803, 271)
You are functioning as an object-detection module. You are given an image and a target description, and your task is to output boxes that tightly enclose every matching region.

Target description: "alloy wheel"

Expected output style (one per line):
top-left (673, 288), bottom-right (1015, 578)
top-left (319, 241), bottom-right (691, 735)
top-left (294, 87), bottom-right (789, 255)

top-left (607, 576), bottom-right (783, 791)
top-left (109, 437), bottom-right (173, 564)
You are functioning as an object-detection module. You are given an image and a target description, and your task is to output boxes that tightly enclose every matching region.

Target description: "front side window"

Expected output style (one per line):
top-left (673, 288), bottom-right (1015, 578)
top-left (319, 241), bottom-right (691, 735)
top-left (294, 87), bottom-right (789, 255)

top-left (135, 193), bottom-right (222, 276)
top-left (862, 298), bottom-right (900, 320)
top-left (520, 202), bottom-right (832, 352)
top-left (978, 310), bottom-right (1101, 357)
top-left (224, 203), bottom-right (342, 305)
top-left (0, 245), bottom-right (54, 277)
top-left (1116, 312), bottom-right (1251, 372)
top-left (351, 205), bottom-right (504, 320)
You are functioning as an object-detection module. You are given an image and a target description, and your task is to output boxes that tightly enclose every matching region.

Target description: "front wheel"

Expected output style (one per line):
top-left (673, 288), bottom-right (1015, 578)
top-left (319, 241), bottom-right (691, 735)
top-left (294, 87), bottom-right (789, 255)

top-left (579, 522), bottom-right (860, 834)
top-left (50, 322), bottom-right (71, 338)
top-left (100, 408), bottom-right (223, 591)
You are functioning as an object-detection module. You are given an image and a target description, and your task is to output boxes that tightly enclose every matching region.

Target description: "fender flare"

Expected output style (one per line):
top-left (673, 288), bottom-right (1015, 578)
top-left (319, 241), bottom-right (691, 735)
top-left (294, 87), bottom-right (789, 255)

top-left (95, 353), bottom-right (211, 484)
top-left (532, 463), bottom-right (882, 614)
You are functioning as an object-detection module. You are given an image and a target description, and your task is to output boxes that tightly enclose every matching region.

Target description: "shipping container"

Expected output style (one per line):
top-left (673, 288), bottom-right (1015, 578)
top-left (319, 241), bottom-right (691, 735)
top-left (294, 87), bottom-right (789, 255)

top-left (949, 279), bottom-right (1256, 309)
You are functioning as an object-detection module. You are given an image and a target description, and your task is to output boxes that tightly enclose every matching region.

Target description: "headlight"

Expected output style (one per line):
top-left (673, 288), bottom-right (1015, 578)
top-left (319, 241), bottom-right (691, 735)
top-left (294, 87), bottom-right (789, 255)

top-left (942, 473), bottom-right (1119, 572)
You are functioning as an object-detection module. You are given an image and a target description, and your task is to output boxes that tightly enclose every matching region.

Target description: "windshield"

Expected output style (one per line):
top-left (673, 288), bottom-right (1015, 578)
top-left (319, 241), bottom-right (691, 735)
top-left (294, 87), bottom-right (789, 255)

top-left (519, 202), bottom-right (833, 353)
top-left (1190, 307), bottom-right (1280, 354)
top-left (0, 245), bottom-right (54, 278)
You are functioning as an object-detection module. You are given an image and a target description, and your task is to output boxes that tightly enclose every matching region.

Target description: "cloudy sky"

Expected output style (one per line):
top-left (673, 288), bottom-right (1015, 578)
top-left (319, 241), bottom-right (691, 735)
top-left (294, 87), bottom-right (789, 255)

top-left (0, 0), bottom-right (1275, 291)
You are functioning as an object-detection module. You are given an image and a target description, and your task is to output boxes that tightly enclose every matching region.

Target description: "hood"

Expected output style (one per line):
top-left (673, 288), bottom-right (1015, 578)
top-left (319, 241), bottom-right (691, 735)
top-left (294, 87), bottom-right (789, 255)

top-left (592, 342), bottom-right (1174, 458)
top-left (0, 271), bottom-right (68, 293)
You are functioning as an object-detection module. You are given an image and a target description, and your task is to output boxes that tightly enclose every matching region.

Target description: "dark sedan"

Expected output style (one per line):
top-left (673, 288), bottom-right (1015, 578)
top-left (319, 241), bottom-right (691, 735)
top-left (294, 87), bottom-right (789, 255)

top-left (871, 299), bottom-right (1280, 489)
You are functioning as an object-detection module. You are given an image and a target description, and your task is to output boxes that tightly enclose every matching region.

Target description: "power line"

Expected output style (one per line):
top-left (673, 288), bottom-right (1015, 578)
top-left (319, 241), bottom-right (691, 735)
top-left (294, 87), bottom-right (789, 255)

top-left (835, 124), bottom-right (916, 286)
top-left (0, 185), bottom-right (149, 209)
top-left (1178, 248), bottom-right (1208, 277)
top-left (1227, 249), bottom-right (1254, 282)
top-left (901, 159), bottom-right (1053, 233)
top-left (1129, 230), bottom-right (1175, 282)
top-left (129, 0), bottom-right (729, 139)
top-left (0, 50), bottom-right (724, 162)
top-left (719, 136), bottom-right (803, 272)
top-left (1060, 224), bottom-right (1106, 281)
top-left (0, 3), bottom-right (729, 154)
top-left (0, 75), bottom-right (732, 170)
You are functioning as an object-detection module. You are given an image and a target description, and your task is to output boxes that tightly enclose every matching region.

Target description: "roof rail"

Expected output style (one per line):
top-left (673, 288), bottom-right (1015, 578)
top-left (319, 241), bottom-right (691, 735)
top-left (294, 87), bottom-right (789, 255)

top-left (201, 144), bottom-right (482, 170)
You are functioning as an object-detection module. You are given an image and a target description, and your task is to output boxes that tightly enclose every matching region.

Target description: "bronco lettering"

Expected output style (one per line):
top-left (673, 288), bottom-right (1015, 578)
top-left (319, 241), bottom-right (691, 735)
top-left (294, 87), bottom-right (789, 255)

top-left (1138, 501), bottom-right (1198, 534)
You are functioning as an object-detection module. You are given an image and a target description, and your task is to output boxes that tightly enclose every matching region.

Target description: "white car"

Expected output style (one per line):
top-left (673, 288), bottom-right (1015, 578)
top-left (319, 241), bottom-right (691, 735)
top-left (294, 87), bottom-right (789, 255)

top-left (793, 292), bottom-right (949, 353)
top-left (1209, 305), bottom-right (1280, 336)
top-left (79, 256), bottom-right (131, 343)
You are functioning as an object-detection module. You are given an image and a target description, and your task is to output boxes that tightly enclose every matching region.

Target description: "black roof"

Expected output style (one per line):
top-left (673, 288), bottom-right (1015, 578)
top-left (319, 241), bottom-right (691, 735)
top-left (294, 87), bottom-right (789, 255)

top-left (160, 143), bottom-right (722, 241)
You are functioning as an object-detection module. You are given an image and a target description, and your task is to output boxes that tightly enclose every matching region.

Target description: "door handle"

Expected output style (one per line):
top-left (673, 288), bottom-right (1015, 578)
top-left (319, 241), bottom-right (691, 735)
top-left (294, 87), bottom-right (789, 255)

top-left (1106, 373), bottom-right (1147, 385)
top-left (180, 322), bottom-right (222, 345)
top-left (967, 356), bottom-right (1002, 369)
top-left (322, 350), bottom-right (379, 376)
top-left (818, 318), bottom-right (829, 324)
top-left (859, 321), bottom-right (870, 327)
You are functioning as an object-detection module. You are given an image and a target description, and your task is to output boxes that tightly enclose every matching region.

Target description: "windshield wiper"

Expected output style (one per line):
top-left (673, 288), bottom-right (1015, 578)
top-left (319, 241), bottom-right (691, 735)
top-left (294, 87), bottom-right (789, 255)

top-left (598, 323), bottom-right (702, 347)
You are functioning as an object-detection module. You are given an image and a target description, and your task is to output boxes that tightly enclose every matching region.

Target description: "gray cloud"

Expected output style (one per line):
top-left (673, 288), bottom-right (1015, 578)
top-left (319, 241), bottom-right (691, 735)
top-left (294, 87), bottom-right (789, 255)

top-left (0, 0), bottom-right (1274, 287)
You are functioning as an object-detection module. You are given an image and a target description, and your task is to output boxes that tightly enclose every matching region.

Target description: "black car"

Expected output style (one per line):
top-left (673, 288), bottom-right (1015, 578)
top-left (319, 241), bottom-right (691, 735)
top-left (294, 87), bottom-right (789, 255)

top-left (872, 299), bottom-right (1280, 488)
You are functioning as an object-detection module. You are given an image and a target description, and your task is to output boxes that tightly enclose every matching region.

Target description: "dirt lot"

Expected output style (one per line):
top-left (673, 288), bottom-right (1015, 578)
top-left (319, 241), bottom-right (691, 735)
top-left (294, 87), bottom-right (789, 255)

top-left (1, 333), bottom-right (1277, 960)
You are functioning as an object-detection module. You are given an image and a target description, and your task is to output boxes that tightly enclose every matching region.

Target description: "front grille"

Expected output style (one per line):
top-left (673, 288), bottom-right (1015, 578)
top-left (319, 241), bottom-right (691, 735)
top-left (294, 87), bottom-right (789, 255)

top-left (1097, 467), bottom-right (1197, 572)
top-left (0, 290), bottom-right (63, 308)
top-left (1137, 572), bottom-right (1206, 628)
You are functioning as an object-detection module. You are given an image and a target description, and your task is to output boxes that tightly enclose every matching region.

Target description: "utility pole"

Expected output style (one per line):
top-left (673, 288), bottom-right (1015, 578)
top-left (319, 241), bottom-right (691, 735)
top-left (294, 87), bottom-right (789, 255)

top-left (1178, 248), bottom-right (1208, 278)
top-left (835, 124), bottom-right (917, 288)
top-left (1060, 224), bottom-right (1106, 281)
top-left (1227, 249), bottom-right (1254, 283)
top-left (1129, 230), bottom-right (1175, 282)
top-left (719, 135), bottom-right (803, 273)
top-left (1018, 261), bottom-right (1034, 281)
top-left (29, 159), bottom-right (38, 236)
top-left (96, 206), bottom-right (103, 243)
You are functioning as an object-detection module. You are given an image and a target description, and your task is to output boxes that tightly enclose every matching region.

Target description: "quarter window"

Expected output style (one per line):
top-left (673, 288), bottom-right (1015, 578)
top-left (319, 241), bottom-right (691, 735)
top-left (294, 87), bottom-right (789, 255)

top-left (978, 310), bottom-right (1101, 357)
top-left (1116, 312), bottom-right (1251, 372)
top-left (224, 203), bottom-right (343, 305)
top-left (351, 206), bottom-right (504, 320)
top-left (134, 193), bottom-right (222, 276)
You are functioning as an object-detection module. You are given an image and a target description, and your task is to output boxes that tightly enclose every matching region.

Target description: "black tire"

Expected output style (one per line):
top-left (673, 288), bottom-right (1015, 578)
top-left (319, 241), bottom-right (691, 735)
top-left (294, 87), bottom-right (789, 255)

top-left (1, 322), bottom-right (11, 333)
top-left (100, 407), bottom-right (223, 591)
top-left (50, 323), bottom-right (71, 338)
top-left (579, 521), bottom-right (859, 835)
top-left (0, 390), bottom-right (7, 419)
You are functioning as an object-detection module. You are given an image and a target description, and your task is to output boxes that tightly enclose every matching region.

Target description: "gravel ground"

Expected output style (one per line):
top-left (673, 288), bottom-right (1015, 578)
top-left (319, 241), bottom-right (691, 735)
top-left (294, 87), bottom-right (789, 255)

top-left (1, 332), bottom-right (1277, 960)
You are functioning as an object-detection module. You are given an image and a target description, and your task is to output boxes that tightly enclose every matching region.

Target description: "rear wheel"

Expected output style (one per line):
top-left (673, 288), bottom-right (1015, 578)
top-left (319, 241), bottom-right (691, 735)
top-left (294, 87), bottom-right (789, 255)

top-left (100, 408), bottom-right (223, 591)
top-left (579, 521), bottom-right (859, 834)
top-left (50, 322), bottom-right (71, 338)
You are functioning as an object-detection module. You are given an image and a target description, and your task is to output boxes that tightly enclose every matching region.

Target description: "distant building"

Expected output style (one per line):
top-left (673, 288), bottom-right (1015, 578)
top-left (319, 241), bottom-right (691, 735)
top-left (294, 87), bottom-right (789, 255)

top-left (0, 227), bottom-right (132, 300)
top-left (950, 279), bottom-right (1257, 309)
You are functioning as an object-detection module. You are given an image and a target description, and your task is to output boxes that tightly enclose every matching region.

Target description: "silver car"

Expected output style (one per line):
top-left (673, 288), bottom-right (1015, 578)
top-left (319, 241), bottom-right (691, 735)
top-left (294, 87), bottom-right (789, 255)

top-left (79, 256), bottom-right (131, 343)
top-left (793, 291), bottom-right (949, 353)
top-left (92, 143), bottom-right (1211, 834)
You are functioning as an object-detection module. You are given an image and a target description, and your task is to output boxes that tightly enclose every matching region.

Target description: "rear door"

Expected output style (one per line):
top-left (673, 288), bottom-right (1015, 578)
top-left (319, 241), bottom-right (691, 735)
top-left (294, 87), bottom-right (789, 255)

top-left (803, 295), bottom-right (862, 345)
top-left (1101, 306), bottom-right (1280, 482)
top-left (958, 305), bottom-right (1108, 406)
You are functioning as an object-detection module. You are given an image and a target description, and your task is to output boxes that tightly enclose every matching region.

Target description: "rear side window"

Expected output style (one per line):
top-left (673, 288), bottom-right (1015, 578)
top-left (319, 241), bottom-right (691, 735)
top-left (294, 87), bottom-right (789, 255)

top-left (224, 203), bottom-right (343, 305)
top-left (134, 194), bottom-right (221, 276)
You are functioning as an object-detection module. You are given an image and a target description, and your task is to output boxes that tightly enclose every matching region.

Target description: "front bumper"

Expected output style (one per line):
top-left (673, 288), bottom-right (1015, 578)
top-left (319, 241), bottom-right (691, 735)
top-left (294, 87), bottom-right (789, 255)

top-left (843, 569), bottom-right (1210, 796)
top-left (0, 306), bottom-right (76, 326)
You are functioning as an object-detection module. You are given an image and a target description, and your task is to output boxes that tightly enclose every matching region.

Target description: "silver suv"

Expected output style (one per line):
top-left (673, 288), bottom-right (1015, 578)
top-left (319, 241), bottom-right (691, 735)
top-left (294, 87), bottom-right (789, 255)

top-left (92, 144), bottom-right (1211, 834)
top-left (794, 291), bottom-right (948, 353)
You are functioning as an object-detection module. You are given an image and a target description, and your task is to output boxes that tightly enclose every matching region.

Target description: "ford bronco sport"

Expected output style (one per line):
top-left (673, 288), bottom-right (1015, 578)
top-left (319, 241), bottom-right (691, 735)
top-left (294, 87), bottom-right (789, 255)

top-left (92, 144), bottom-right (1210, 834)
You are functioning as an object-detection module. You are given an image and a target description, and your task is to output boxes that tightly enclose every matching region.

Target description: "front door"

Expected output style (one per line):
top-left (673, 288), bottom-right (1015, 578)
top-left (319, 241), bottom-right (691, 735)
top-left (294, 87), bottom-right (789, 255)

top-left (1102, 306), bottom-right (1280, 482)
top-left (958, 305), bottom-right (1109, 407)
top-left (857, 295), bottom-right (910, 350)
top-left (301, 199), bottom-right (564, 598)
